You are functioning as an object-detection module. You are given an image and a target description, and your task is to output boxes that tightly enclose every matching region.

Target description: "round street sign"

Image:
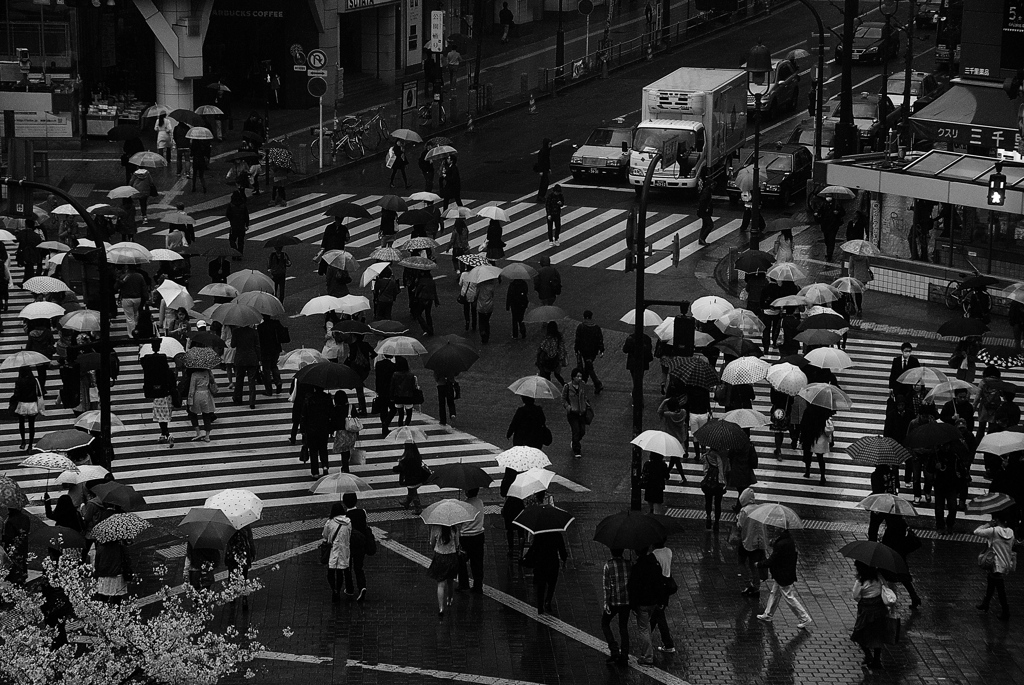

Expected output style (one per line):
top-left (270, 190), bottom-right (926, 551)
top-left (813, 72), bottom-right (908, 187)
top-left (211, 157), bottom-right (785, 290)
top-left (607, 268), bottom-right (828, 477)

top-left (307, 77), bottom-right (327, 98)
top-left (578, 0), bottom-right (593, 14)
top-left (306, 49), bottom-right (327, 70)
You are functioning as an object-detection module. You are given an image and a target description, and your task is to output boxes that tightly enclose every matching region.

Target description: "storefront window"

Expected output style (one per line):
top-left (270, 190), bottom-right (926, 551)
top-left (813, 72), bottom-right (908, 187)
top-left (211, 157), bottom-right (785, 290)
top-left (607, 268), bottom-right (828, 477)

top-left (1, 1), bottom-right (73, 68)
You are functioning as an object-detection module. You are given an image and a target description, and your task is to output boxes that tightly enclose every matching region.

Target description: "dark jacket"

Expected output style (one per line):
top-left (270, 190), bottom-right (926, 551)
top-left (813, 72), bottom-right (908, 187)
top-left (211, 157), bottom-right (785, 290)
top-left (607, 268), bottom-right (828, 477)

top-left (390, 370), bottom-right (419, 404)
top-left (442, 163), bottom-right (462, 199)
top-left (394, 453), bottom-right (430, 486)
top-left (257, 319), bottom-right (285, 359)
top-left (301, 390), bottom-right (335, 437)
top-left (622, 333), bottom-right (654, 372)
top-left (225, 198), bottom-right (249, 230)
top-left (414, 274), bottom-right (439, 303)
top-left (574, 321), bottom-right (604, 358)
top-left (173, 122), bottom-right (190, 149)
top-left (536, 144), bottom-right (551, 173)
top-left (375, 357), bottom-right (397, 399)
top-left (322, 221), bottom-right (348, 251)
top-left (761, 530), bottom-right (798, 586)
top-left (506, 279), bottom-right (530, 312)
top-left (391, 142), bottom-right (408, 169)
top-left (209, 257), bottom-right (230, 283)
top-left (231, 326), bottom-right (261, 367)
top-left (190, 140), bottom-right (211, 172)
top-left (141, 352), bottom-right (174, 399)
top-left (528, 531), bottom-right (566, 571)
top-left (534, 265), bottom-right (562, 300)
top-left (93, 541), bottom-right (131, 579)
top-left (628, 553), bottom-right (666, 606)
top-left (888, 355), bottom-right (920, 393)
top-left (506, 404), bottom-right (550, 448)
top-left (697, 182), bottom-right (714, 217)
top-left (45, 494), bottom-right (84, 532)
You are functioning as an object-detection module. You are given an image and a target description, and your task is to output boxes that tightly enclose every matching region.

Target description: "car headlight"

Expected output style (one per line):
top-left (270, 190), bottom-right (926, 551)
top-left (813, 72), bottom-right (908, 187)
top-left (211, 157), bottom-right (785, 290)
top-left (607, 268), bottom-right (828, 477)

top-left (630, 167), bottom-right (643, 176)
top-left (865, 46), bottom-right (878, 53)
top-left (571, 157), bottom-right (582, 164)
top-left (605, 159), bottom-right (620, 167)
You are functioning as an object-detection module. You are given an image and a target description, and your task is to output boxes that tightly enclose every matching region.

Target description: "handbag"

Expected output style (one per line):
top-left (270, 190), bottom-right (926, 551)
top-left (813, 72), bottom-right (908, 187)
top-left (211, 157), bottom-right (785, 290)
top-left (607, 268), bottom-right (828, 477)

top-left (583, 403), bottom-right (594, 425)
top-left (978, 548), bottom-right (997, 572)
top-left (344, 416), bottom-right (363, 433)
top-left (385, 147), bottom-right (397, 169)
top-left (412, 385), bottom-right (425, 404)
top-left (319, 522), bottom-right (342, 565)
top-left (880, 585), bottom-right (897, 607)
top-left (663, 574), bottom-right (679, 596)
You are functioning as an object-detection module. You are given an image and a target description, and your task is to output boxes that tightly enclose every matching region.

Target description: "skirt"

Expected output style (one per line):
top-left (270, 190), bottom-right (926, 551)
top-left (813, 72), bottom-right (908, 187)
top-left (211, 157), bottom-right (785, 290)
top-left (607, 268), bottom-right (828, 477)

top-left (334, 429), bottom-right (358, 453)
top-left (15, 401), bottom-right (40, 417)
top-left (426, 551), bottom-right (459, 581)
top-left (152, 396), bottom-right (172, 423)
top-left (851, 595), bottom-right (888, 649)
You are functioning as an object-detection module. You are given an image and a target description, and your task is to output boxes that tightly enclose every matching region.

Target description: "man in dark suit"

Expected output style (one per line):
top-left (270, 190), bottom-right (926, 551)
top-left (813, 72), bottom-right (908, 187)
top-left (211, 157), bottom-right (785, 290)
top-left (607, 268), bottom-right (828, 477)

top-left (231, 324), bottom-right (261, 409)
top-left (888, 342), bottom-right (920, 397)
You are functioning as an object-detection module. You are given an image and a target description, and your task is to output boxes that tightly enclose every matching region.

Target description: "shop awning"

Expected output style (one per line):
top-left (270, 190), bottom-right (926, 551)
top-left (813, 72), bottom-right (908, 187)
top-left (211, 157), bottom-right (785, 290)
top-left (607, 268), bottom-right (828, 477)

top-left (909, 83), bottom-right (1020, 150)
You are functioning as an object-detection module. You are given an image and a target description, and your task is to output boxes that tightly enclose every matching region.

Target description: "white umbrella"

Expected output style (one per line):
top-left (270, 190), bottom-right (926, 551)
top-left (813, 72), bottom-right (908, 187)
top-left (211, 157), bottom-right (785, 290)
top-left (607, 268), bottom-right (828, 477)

top-left (630, 430), bottom-right (685, 457)
top-left (107, 186), bottom-right (141, 200)
top-left (722, 356), bottom-right (771, 384)
top-left (156, 280), bottom-right (193, 310)
top-left (139, 337), bottom-right (186, 358)
top-left (465, 265), bottom-right (502, 284)
top-left (361, 262), bottom-right (390, 287)
top-left (476, 206), bottom-right (510, 222)
top-left (60, 309), bottom-right (101, 332)
top-left (336, 294), bottom-right (371, 316)
top-left (0, 351), bottom-right (51, 370)
top-left (442, 206), bottom-right (472, 219)
top-left (506, 467), bottom-right (556, 500)
top-left (721, 408), bottom-right (770, 428)
top-left (496, 446), bottom-right (551, 471)
top-left (766, 262), bottom-right (806, 282)
top-left (278, 348), bottom-right (324, 371)
top-left (805, 347), bottom-right (853, 371)
top-left (22, 276), bottom-right (71, 294)
top-left (386, 426), bottom-right (429, 443)
top-left (150, 248), bottom-right (184, 262)
top-left (690, 296), bottom-right (734, 322)
top-left (798, 283), bottom-right (841, 305)
top-left (977, 432), bottom-right (1024, 456)
top-left (819, 185), bottom-right (855, 199)
top-left (620, 308), bottom-right (663, 326)
top-left (18, 301), bottom-right (64, 320)
top-left (766, 362), bottom-right (808, 396)
top-left (204, 489), bottom-right (263, 530)
top-left (55, 464), bottom-right (109, 485)
top-left (50, 204), bottom-right (81, 217)
top-left (424, 145), bottom-right (457, 161)
top-left (186, 126), bottom-right (215, 140)
top-left (508, 375), bottom-right (561, 400)
top-left (299, 295), bottom-right (344, 316)
top-left (716, 308), bottom-right (765, 336)
top-left (653, 317), bottom-right (716, 345)
top-left (375, 336), bottom-right (428, 356)
top-left (410, 191), bottom-right (442, 203)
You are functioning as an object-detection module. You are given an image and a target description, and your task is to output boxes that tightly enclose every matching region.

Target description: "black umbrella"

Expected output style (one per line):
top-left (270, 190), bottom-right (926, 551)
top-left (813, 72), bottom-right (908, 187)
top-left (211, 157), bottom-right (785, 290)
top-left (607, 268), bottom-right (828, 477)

top-left (984, 378), bottom-right (1023, 393)
top-left (424, 341), bottom-right (479, 375)
top-left (106, 124), bottom-right (141, 141)
top-left (169, 109), bottom-right (205, 127)
top-left (334, 320), bottom-right (372, 334)
top-left (798, 312), bottom-right (847, 331)
top-left (225, 151), bottom-right (261, 163)
top-left (91, 482), bottom-right (147, 512)
top-left (325, 202), bottom-right (372, 220)
top-left (203, 244), bottom-right (243, 259)
top-left (904, 422), bottom-right (962, 449)
top-left (398, 209), bottom-right (439, 226)
top-left (839, 540), bottom-right (908, 575)
top-left (263, 235), bottom-right (302, 249)
top-left (776, 354), bottom-right (812, 368)
top-left (294, 361), bottom-right (362, 389)
top-left (734, 250), bottom-right (774, 274)
top-left (846, 436), bottom-right (913, 467)
top-left (513, 505), bottom-right (575, 535)
top-left (961, 275), bottom-right (999, 290)
top-left (937, 317), bottom-right (988, 338)
top-left (594, 510), bottom-right (668, 550)
top-left (188, 330), bottom-right (226, 352)
top-left (427, 463), bottom-right (492, 490)
top-left (714, 337), bottom-right (763, 358)
top-left (794, 329), bottom-right (841, 346)
top-left (693, 419), bottom-right (750, 452)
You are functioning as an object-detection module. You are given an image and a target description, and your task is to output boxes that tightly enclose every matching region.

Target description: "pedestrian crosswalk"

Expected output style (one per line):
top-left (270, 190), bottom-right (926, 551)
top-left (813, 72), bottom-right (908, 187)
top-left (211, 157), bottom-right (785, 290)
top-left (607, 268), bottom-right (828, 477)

top-left (664, 337), bottom-right (1022, 525)
top-left (0, 268), bottom-right (586, 521)
top-left (142, 192), bottom-right (744, 274)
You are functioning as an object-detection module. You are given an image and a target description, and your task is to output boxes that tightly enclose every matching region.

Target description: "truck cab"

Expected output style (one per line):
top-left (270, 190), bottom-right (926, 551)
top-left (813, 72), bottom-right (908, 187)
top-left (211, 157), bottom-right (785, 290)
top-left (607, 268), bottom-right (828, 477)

top-left (629, 121), bottom-right (704, 190)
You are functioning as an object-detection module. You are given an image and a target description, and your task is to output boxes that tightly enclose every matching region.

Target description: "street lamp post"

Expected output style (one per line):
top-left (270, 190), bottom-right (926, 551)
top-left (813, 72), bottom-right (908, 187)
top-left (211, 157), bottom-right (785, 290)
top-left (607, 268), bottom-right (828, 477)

top-left (556, 0), bottom-right (565, 81)
top-left (879, 0), bottom-right (899, 151)
top-left (790, 0), bottom-right (827, 161)
top-left (901, 0), bottom-right (917, 145)
top-left (746, 42), bottom-right (772, 250)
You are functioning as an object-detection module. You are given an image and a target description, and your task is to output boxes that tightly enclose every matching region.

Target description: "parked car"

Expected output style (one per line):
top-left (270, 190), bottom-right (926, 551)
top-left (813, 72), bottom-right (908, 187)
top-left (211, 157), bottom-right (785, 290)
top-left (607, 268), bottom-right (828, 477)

top-left (726, 143), bottom-right (814, 206)
top-left (886, 72), bottom-right (945, 112)
top-left (570, 126), bottom-right (632, 180)
top-left (747, 58), bottom-right (801, 120)
top-left (787, 118), bottom-right (837, 160)
top-left (915, 0), bottom-right (941, 28)
top-left (822, 93), bottom-right (901, 152)
top-left (835, 22), bottom-right (900, 63)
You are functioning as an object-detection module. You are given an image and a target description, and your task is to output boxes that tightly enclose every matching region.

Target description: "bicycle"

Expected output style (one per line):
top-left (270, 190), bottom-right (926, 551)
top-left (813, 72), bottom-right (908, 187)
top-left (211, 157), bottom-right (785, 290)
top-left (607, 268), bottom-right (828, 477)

top-left (360, 106), bottom-right (392, 150)
top-left (943, 259), bottom-right (984, 312)
top-left (309, 118), bottom-right (364, 162)
top-left (418, 88), bottom-right (448, 125)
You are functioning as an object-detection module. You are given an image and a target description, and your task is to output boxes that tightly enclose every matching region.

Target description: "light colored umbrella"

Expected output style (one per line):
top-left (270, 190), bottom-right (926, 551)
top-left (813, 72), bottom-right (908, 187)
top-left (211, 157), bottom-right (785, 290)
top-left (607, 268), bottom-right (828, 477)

top-left (161, 212), bottom-right (195, 226)
top-left (722, 408), bottom-right (770, 428)
top-left (50, 204), bottom-right (81, 217)
top-left (476, 205), bottom-right (510, 222)
top-left (227, 269), bottom-right (275, 294)
top-left (841, 239), bottom-right (881, 257)
top-left (322, 249), bottom-right (360, 273)
top-left (55, 464), bottom-right (109, 486)
top-left (142, 104), bottom-right (171, 118)
top-left (76, 239), bottom-right (113, 249)
top-left (47, 252), bottom-right (67, 266)
top-left (107, 186), bottom-right (141, 200)
top-left (767, 362), bottom-right (808, 396)
top-left (805, 347), bottom-right (853, 371)
top-left (237, 291), bottom-right (285, 317)
top-left (18, 301), bottom-right (65, 320)
top-left (194, 105), bottom-right (223, 116)
top-left (442, 205), bottom-right (472, 219)
top-left (375, 336), bottom-right (428, 356)
top-left (421, 499), bottom-right (477, 526)
top-left (156, 280), bottom-right (193, 310)
top-left (410, 191), bottom-right (442, 203)
top-left (424, 144), bottom-right (457, 161)
top-left (336, 294), bottom-right (371, 316)
top-left (138, 336), bottom-right (186, 358)
top-left (508, 375), bottom-right (561, 400)
top-left (748, 502), bottom-right (803, 529)
top-left (831, 277), bottom-right (864, 294)
top-left (361, 261), bottom-right (391, 287)
top-left (129, 152), bottom-right (167, 168)
top-left (630, 430), bottom-right (685, 457)
top-left (278, 348), bottom-right (324, 371)
top-left (506, 467), bottom-right (556, 500)
top-left (652, 317), bottom-right (713, 346)
top-left (501, 262), bottom-right (538, 280)
top-left (88, 512), bottom-right (151, 543)
top-left (897, 367), bottom-right (949, 387)
top-left (496, 446), bottom-right (552, 471)
top-left (386, 426), bottom-right (429, 443)
top-left (799, 382), bottom-right (853, 411)
top-left (22, 276), bottom-right (70, 294)
top-left (772, 295), bottom-right (810, 308)
top-left (798, 283), bottom-right (841, 304)
top-left (465, 264), bottom-right (503, 284)
top-left (185, 125), bottom-right (215, 140)
top-left (198, 282), bottom-right (239, 299)
top-left (620, 308), bottom-right (663, 326)
top-left (966, 492), bottom-right (1016, 514)
top-left (766, 262), bottom-right (806, 282)
top-left (690, 296), bottom-right (734, 322)
top-left (74, 411), bottom-right (126, 433)
top-left (107, 246), bottom-right (151, 265)
top-left (150, 248), bottom-right (184, 262)
top-left (310, 472), bottom-right (373, 495)
top-left (300, 295), bottom-right (344, 316)
top-left (60, 309), bottom-right (101, 332)
top-left (1, 350), bottom-right (50, 370)
top-left (0, 228), bottom-right (17, 241)
top-left (819, 185), bottom-right (856, 199)
top-left (721, 356), bottom-right (771, 384)
top-left (857, 493), bottom-right (917, 516)
top-left (716, 308), bottom-right (765, 336)
top-left (204, 489), bottom-right (263, 530)
top-left (391, 128), bottom-right (423, 143)
top-left (37, 241), bottom-right (71, 253)
top-left (978, 431), bottom-right (1024, 456)
top-left (925, 379), bottom-right (979, 403)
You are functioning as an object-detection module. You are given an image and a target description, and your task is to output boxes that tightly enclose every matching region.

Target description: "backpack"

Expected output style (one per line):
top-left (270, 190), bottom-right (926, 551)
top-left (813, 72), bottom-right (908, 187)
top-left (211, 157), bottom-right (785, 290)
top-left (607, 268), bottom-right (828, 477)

top-left (700, 461), bottom-right (721, 494)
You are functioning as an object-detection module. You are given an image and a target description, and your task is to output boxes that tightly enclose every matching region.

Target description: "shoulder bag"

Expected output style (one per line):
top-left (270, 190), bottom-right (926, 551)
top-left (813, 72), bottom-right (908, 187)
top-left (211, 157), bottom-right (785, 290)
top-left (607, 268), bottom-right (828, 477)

top-left (319, 521), bottom-right (342, 565)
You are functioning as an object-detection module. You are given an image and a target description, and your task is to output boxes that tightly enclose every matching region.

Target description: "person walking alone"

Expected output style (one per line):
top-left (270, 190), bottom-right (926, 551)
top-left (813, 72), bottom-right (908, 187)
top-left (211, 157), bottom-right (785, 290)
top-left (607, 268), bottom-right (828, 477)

top-left (506, 277), bottom-right (529, 340)
top-left (322, 502), bottom-right (352, 603)
top-left (756, 527), bottom-right (813, 629)
top-left (413, 270), bottom-right (440, 336)
top-left (476, 276), bottom-right (497, 344)
top-left (154, 113), bottom-right (174, 165)
top-left (975, 511), bottom-right (1015, 621)
top-left (456, 487), bottom-right (485, 593)
top-left (545, 185), bottom-right (565, 246)
top-left (537, 321), bottom-right (568, 384)
top-left (141, 339), bottom-right (176, 448)
top-left (697, 175), bottom-right (714, 246)
top-left (268, 245), bottom-right (291, 301)
top-left (389, 139), bottom-right (410, 188)
top-left (226, 191), bottom-right (250, 259)
top-left (389, 356), bottom-right (420, 427)
top-left (499, 1), bottom-right (515, 43)
top-left (332, 390), bottom-right (361, 473)
top-left (185, 367), bottom-right (217, 442)
top-left (701, 447), bottom-right (728, 531)
top-left (535, 139), bottom-right (551, 202)
top-left (562, 367), bottom-right (590, 458)
top-left (601, 548), bottom-right (631, 665)
top-left (441, 157), bottom-right (462, 210)
top-left (736, 487), bottom-right (768, 597)
top-left (528, 529), bottom-right (567, 614)
top-left (641, 452), bottom-right (671, 513)
top-left (428, 523), bottom-right (461, 617)
top-left (628, 547), bottom-right (666, 666)
top-left (573, 310), bottom-right (604, 394)
top-left (394, 442), bottom-right (430, 513)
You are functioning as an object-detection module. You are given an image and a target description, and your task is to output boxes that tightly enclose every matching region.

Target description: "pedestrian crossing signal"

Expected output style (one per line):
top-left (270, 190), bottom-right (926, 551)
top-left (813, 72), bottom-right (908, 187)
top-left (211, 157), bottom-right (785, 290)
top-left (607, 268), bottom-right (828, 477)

top-left (988, 171), bottom-right (1006, 206)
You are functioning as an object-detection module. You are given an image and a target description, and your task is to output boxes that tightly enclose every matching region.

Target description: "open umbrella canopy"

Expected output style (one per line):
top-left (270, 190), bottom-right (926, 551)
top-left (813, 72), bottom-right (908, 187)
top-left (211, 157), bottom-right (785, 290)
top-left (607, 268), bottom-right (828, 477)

top-left (716, 308), bottom-right (765, 336)
top-left (107, 185), bottom-right (141, 200)
top-left (91, 481), bottom-right (146, 512)
top-left (0, 475), bottom-right (29, 509)
top-left (54, 464), bottom-right (108, 486)
top-left (620, 308), bottom-right (663, 326)
top-left (977, 346), bottom-right (1024, 369)
top-left (847, 436), bottom-right (912, 467)
top-left (665, 356), bottom-right (719, 388)
top-left (150, 249), bottom-right (184, 262)
top-left (326, 202), bottom-right (372, 220)
top-left (465, 264), bottom-right (502, 284)
top-left (89, 513), bottom-right (151, 544)
top-left (129, 151), bottom-right (167, 168)
top-left (236, 291), bottom-right (285, 317)
top-left (1, 350), bottom-right (51, 370)
top-left (961, 275), bottom-right (999, 290)
top-left (424, 144), bottom-right (458, 162)
top-left (839, 540), bottom-right (908, 574)
top-left (420, 499), bottom-right (476, 526)
top-left (185, 125), bottom-right (216, 139)
top-left (831, 277), bottom-right (864, 294)
top-left (631, 430), bottom-right (685, 457)
top-left (799, 383), bottom-right (852, 411)
top-left (424, 341), bottom-right (479, 375)
top-left (20, 452), bottom-right (78, 472)
top-left (47, 526), bottom-right (89, 550)
top-left (514, 504), bottom-right (575, 535)
top-left (211, 303), bottom-right (263, 327)
top-left (334, 319), bottom-right (372, 335)
top-left (370, 320), bottom-right (409, 335)
top-left (799, 312), bottom-right (847, 331)
top-left (772, 295), bottom-right (810, 308)
top-left (925, 379), bottom-right (978, 403)
top-left (22, 276), bottom-right (70, 294)
top-left (278, 348), bottom-right (324, 371)
top-left (386, 426), bottom-right (429, 444)
top-left (375, 335), bottom-right (428, 356)
top-left (840, 239), bottom-right (881, 256)
top-left (177, 507), bottom-right (236, 550)
top-left (169, 108), bottom-right (204, 126)
top-left (202, 244), bottom-right (243, 259)
top-left (714, 337), bottom-right (764, 359)
top-left (377, 194), bottom-right (409, 213)
top-left (411, 191), bottom-right (443, 203)
top-left (369, 246), bottom-right (406, 262)
top-left (722, 356), bottom-right (770, 385)
top-left (390, 128), bottom-right (423, 143)
top-left (35, 429), bottom-right (93, 451)
top-left (310, 472), bottom-right (373, 495)
top-left (322, 249), bottom-right (360, 272)
top-left (300, 295), bottom-right (344, 316)
top-left (897, 367), bottom-right (949, 387)
top-left (805, 347), bottom-right (853, 371)
top-left (427, 463), bottom-right (492, 490)
top-left (476, 205), bottom-right (510, 222)
top-left (794, 329), bottom-right (842, 346)
top-left (766, 262), bottom-right (806, 282)
top-left (227, 269), bottom-right (275, 294)
top-left (904, 422), bottom-right (962, 449)
top-left (501, 262), bottom-right (539, 280)
top-left (263, 235), bottom-right (302, 250)
top-left (496, 446), bottom-right (551, 471)
top-left (693, 419), bottom-right (750, 451)
top-left (937, 317), bottom-right (988, 338)
top-left (721, 408), bottom-right (770, 428)
top-left (18, 301), bottom-right (65, 320)
top-left (506, 467), bottom-right (556, 500)
top-left (397, 209), bottom-right (439, 226)
top-left (735, 249), bottom-right (775, 273)
top-left (336, 294), bottom-right (371, 315)
top-left (204, 489), bottom-right (263, 530)
top-left (457, 253), bottom-right (489, 267)
top-left (524, 305), bottom-right (568, 323)
top-left (819, 185), bottom-right (856, 199)
top-left (798, 283), bottom-right (841, 304)
top-left (398, 256), bottom-right (437, 270)
top-left (767, 362), bottom-right (808, 396)
top-left (508, 375), bottom-right (562, 399)
top-left (748, 503), bottom-right (803, 529)
top-left (690, 296), bottom-right (734, 322)
top-left (182, 346), bottom-right (222, 370)
top-left (594, 510), bottom-right (669, 550)
top-left (74, 411), bottom-right (126, 434)
top-left (966, 492), bottom-right (1015, 514)
top-left (295, 361), bottom-right (362, 389)
top-left (977, 431), bottom-right (1024, 456)
top-left (857, 494), bottom-right (918, 517)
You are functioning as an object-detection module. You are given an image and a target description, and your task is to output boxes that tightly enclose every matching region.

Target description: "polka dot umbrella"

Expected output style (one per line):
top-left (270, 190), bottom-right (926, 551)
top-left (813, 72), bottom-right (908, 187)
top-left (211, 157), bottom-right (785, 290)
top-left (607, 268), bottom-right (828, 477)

top-left (204, 489), bottom-right (263, 530)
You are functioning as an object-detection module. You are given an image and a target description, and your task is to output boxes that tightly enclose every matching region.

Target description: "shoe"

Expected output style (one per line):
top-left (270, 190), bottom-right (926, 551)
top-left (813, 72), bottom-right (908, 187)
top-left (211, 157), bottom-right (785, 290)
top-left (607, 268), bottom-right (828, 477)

top-left (311, 472), bottom-right (320, 479)
top-left (774, 448), bottom-right (781, 459)
top-left (357, 588), bottom-right (367, 602)
top-left (167, 435), bottom-right (174, 448)
top-left (158, 435), bottom-right (167, 443)
top-left (698, 239), bottom-right (707, 246)
top-left (202, 435), bottom-right (211, 442)
top-left (756, 614), bottom-right (772, 622)
top-left (656, 646), bottom-right (675, 653)
top-left (606, 653), bottom-right (620, 665)
top-left (249, 404), bottom-right (256, 410)
top-left (802, 471), bottom-right (810, 479)
top-left (554, 240), bottom-right (560, 246)
top-left (819, 476), bottom-right (827, 484)
top-left (797, 619), bottom-right (812, 630)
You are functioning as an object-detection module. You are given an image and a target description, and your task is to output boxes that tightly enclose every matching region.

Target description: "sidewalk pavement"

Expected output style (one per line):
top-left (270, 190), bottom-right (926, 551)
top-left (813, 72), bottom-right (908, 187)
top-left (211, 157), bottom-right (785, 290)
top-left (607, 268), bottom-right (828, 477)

top-left (71, 497), bottom-right (1023, 685)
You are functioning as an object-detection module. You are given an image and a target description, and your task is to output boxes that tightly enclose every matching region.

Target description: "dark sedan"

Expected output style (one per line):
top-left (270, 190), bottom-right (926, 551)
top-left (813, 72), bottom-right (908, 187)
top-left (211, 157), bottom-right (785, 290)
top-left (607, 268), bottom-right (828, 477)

top-left (835, 22), bottom-right (900, 63)
top-left (822, 93), bottom-right (901, 152)
top-left (726, 144), bottom-right (814, 206)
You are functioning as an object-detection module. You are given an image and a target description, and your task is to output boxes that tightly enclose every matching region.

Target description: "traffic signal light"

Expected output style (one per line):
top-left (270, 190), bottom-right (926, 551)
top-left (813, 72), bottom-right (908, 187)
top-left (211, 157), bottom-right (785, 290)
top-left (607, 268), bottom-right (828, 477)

top-left (988, 167), bottom-right (1006, 206)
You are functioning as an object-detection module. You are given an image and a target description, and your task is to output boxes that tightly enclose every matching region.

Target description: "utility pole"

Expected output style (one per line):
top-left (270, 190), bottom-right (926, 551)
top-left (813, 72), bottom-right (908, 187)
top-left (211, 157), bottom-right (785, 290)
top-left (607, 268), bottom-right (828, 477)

top-left (834, 0), bottom-right (860, 157)
top-left (901, 0), bottom-right (916, 145)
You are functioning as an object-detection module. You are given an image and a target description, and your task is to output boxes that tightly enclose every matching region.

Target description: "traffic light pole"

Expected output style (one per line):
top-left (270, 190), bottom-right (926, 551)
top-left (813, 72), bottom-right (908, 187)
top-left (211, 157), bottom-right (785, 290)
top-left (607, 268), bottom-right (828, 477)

top-left (834, 0), bottom-right (861, 157)
top-left (2, 178), bottom-right (114, 468)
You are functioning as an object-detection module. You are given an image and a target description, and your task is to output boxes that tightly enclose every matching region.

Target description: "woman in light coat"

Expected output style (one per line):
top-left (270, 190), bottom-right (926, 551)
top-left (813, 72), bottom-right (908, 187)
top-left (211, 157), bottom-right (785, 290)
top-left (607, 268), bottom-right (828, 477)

top-left (186, 367), bottom-right (217, 442)
top-left (322, 502), bottom-right (353, 603)
top-left (975, 511), bottom-right (1016, 620)
top-left (154, 113), bottom-right (174, 164)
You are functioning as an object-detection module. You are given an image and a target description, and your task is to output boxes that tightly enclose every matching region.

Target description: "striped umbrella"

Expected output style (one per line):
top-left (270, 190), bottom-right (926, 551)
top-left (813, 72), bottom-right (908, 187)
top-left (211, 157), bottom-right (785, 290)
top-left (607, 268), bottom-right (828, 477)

top-left (693, 419), bottom-right (750, 451)
top-left (767, 362), bottom-right (808, 396)
top-left (721, 356), bottom-right (770, 385)
top-left (966, 492), bottom-right (1015, 514)
top-left (897, 367), bottom-right (949, 387)
top-left (847, 436), bottom-right (912, 467)
top-left (88, 513), bottom-right (151, 543)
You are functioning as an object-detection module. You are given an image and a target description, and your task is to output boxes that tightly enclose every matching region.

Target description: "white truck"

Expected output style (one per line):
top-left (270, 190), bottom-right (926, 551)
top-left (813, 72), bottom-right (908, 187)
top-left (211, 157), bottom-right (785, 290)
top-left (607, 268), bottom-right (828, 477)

top-left (628, 67), bottom-right (748, 193)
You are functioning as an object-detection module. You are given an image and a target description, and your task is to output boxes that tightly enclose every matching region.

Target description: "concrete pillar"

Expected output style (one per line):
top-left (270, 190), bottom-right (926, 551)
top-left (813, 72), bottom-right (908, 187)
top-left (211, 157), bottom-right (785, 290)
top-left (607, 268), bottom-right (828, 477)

top-left (135, 0), bottom-right (208, 109)
top-left (154, 44), bottom-right (192, 110)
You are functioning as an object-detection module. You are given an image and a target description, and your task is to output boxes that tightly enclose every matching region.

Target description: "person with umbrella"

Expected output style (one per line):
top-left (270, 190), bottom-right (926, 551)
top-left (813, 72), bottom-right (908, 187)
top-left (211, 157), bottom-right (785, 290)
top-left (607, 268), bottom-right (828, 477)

top-left (389, 138), bottom-right (410, 188)
top-left (507, 396), bottom-right (550, 448)
top-left (92, 538), bottom-right (134, 602)
top-left (627, 545), bottom-right (665, 665)
top-left (185, 539), bottom-right (221, 591)
top-left (190, 135), bottom-right (210, 193)
top-left (526, 525), bottom-right (568, 615)
top-left (506, 275), bottom-right (530, 340)
top-left (173, 118), bottom-right (191, 177)
top-left (456, 487), bottom-right (486, 592)
top-left (268, 243), bottom-right (291, 301)
top-left (141, 337), bottom-right (177, 448)
top-left (448, 217), bottom-right (470, 271)
top-left (154, 112), bottom-right (174, 164)
top-left (485, 218), bottom-right (505, 260)
top-left (701, 446), bottom-right (729, 531)
top-left (975, 509), bottom-right (1015, 621)
top-left (457, 266), bottom-right (479, 333)
top-left (373, 265), bottom-right (401, 320)
top-left (257, 316), bottom-right (286, 397)
top-left (225, 523), bottom-right (256, 609)
top-left (880, 514), bottom-right (922, 608)
top-left (302, 386), bottom-right (336, 478)
top-left (412, 270), bottom-right (440, 336)
top-left (537, 322), bottom-right (568, 385)
top-left (185, 357), bottom-right (218, 442)
top-left (966, 281), bottom-right (992, 323)
top-left (441, 156), bottom-right (463, 211)
top-left (11, 367), bottom-right (44, 451)
top-left (225, 191), bottom-right (250, 259)
top-left (800, 403), bottom-right (833, 483)
top-left (322, 502), bottom-right (353, 603)
top-left (130, 168), bottom-right (156, 222)
top-left (811, 194), bottom-right (844, 262)
top-left (120, 134), bottom-right (145, 184)
top-left (394, 441), bottom-right (430, 513)
top-left (427, 519), bottom-right (462, 617)
top-left (756, 526), bottom-right (812, 629)
top-left (601, 548), bottom-right (632, 664)
top-left (389, 356), bottom-right (420, 428)
top-left (535, 138), bottom-right (552, 203)
top-left (622, 330), bottom-right (654, 394)
top-left (736, 487), bottom-right (768, 597)
top-left (331, 390), bottom-right (361, 473)
top-left (849, 561), bottom-right (891, 668)
top-left (231, 324), bottom-right (261, 409)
